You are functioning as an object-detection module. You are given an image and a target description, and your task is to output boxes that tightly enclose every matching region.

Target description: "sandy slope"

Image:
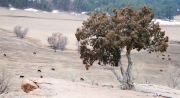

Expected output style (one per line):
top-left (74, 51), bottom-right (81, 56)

top-left (0, 25), bottom-right (180, 98)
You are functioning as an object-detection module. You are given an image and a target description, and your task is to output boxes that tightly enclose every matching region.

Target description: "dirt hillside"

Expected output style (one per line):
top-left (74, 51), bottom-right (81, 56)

top-left (0, 7), bottom-right (180, 98)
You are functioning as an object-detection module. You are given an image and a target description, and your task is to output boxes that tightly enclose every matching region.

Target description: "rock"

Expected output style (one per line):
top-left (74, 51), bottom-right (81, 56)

top-left (21, 78), bottom-right (58, 97)
top-left (21, 79), bottom-right (38, 93)
top-left (156, 92), bottom-right (162, 96)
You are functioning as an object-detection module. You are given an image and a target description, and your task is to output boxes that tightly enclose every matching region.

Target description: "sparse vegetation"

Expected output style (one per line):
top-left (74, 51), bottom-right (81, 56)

top-left (75, 6), bottom-right (169, 90)
top-left (164, 65), bottom-right (180, 89)
top-left (48, 33), bottom-right (68, 51)
top-left (0, 65), bottom-right (11, 94)
top-left (13, 26), bottom-right (28, 38)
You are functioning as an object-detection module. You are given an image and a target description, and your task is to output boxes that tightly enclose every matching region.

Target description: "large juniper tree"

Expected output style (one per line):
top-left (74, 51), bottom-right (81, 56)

top-left (75, 6), bottom-right (169, 90)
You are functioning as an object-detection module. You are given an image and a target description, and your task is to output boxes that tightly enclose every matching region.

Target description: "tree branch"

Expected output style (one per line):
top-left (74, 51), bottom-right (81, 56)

top-left (126, 53), bottom-right (134, 86)
top-left (118, 49), bottom-right (127, 81)
top-left (102, 63), bottom-right (123, 83)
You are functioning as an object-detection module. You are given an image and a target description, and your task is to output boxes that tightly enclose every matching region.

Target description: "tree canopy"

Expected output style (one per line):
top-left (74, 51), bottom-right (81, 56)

top-left (75, 6), bottom-right (168, 89)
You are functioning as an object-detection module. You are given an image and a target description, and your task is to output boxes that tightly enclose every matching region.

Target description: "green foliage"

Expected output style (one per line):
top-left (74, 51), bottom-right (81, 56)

top-left (0, 0), bottom-right (52, 12)
top-left (75, 6), bottom-right (168, 69)
top-left (0, 0), bottom-right (9, 7)
top-left (52, 0), bottom-right (70, 11)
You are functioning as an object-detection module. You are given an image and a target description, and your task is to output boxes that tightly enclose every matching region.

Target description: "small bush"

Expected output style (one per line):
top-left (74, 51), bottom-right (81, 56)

top-left (48, 33), bottom-right (68, 51)
top-left (0, 66), bottom-right (11, 94)
top-left (14, 26), bottom-right (28, 38)
top-left (164, 65), bottom-right (180, 89)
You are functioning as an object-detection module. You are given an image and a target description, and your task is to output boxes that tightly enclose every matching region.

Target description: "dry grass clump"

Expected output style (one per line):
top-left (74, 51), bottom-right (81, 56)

top-left (164, 64), bottom-right (180, 89)
top-left (0, 62), bottom-right (11, 94)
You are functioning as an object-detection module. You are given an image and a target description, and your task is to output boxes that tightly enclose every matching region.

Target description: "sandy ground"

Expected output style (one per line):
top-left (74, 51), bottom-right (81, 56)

top-left (1, 78), bottom-right (168, 98)
top-left (0, 7), bottom-right (180, 97)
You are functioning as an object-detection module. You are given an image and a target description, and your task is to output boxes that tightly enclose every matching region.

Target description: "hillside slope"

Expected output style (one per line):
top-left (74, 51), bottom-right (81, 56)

top-left (0, 26), bottom-right (180, 98)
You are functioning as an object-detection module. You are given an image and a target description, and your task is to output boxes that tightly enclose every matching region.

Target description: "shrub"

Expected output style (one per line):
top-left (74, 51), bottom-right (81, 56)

top-left (164, 65), bottom-right (180, 89)
top-left (0, 66), bottom-right (11, 94)
top-left (13, 26), bottom-right (28, 38)
top-left (48, 33), bottom-right (68, 51)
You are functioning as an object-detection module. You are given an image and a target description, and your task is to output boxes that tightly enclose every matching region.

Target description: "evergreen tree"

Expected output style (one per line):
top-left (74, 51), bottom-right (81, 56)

top-left (75, 6), bottom-right (168, 90)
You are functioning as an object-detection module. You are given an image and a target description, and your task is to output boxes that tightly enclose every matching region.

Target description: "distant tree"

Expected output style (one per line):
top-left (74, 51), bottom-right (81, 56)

top-left (48, 33), bottom-right (68, 51)
top-left (163, 4), bottom-right (176, 20)
top-left (52, 0), bottom-right (58, 4)
top-left (0, 0), bottom-right (9, 7)
top-left (60, 0), bottom-right (70, 11)
top-left (149, 0), bottom-right (177, 20)
top-left (75, 6), bottom-right (169, 90)
top-left (52, 0), bottom-right (70, 11)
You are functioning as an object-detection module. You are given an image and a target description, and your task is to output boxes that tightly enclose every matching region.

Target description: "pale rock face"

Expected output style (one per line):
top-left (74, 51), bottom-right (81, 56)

top-left (21, 79), bottom-right (38, 93)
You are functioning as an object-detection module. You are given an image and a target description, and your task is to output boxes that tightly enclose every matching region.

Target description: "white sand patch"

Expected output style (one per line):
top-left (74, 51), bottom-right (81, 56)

top-left (153, 19), bottom-right (180, 25)
top-left (52, 10), bottom-right (59, 13)
top-left (24, 8), bottom-right (38, 12)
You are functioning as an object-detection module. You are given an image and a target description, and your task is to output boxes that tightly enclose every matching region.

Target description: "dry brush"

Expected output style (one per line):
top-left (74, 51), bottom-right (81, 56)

top-left (48, 33), bottom-right (68, 51)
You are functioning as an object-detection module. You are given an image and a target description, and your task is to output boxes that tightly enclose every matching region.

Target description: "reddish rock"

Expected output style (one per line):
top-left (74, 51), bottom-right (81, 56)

top-left (21, 79), bottom-right (38, 93)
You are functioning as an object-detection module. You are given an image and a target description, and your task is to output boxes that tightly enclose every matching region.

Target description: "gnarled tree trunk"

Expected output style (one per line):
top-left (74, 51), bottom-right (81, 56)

top-left (118, 51), bottom-right (134, 90)
top-left (125, 53), bottom-right (134, 89)
top-left (103, 49), bottom-right (134, 90)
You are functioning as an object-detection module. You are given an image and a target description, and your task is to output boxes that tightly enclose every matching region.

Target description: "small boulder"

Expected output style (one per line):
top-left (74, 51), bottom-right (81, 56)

top-left (21, 79), bottom-right (38, 93)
